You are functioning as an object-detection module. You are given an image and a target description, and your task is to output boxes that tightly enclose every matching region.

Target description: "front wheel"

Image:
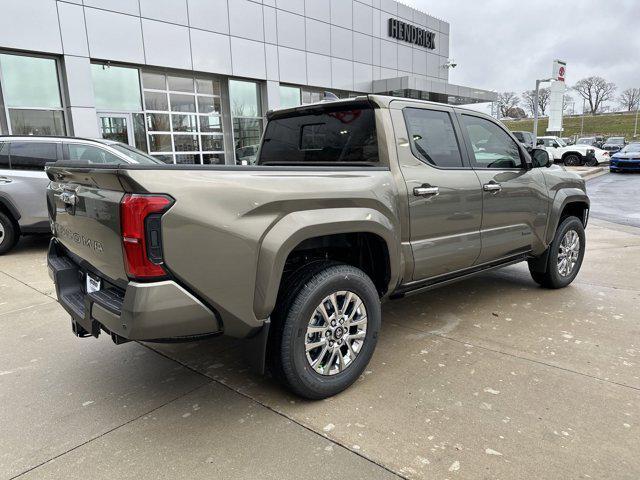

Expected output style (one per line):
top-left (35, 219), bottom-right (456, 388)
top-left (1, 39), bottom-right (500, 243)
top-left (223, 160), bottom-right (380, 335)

top-left (0, 212), bottom-right (18, 255)
top-left (269, 263), bottom-right (381, 399)
top-left (564, 154), bottom-right (582, 166)
top-left (528, 216), bottom-right (585, 289)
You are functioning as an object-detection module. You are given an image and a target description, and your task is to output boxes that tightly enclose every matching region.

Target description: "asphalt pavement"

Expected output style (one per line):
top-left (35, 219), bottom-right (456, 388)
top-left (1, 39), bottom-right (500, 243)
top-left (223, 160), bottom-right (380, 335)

top-left (588, 172), bottom-right (640, 228)
top-left (1, 173), bottom-right (639, 480)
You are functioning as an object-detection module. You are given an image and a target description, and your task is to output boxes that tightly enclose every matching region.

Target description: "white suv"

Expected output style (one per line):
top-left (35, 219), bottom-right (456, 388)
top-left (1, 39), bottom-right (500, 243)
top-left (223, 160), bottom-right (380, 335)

top-left (537, 136), bottom-right (609, 166)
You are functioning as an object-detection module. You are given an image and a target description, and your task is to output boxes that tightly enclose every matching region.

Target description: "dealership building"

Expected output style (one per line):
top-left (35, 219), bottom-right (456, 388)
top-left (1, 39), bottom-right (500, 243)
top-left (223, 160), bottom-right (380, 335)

top-left (0, 0), bottom-right (496, 165)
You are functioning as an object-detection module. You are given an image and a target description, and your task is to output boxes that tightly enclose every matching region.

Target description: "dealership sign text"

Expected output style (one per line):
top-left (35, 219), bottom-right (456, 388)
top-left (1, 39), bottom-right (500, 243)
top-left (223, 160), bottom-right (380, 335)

top-left (388, 18), bottom-right (436, 50)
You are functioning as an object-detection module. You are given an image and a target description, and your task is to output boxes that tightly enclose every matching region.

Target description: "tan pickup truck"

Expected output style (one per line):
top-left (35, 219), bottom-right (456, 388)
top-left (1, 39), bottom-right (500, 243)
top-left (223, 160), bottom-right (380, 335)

top-left (47, 95), bottom-right (589, 398)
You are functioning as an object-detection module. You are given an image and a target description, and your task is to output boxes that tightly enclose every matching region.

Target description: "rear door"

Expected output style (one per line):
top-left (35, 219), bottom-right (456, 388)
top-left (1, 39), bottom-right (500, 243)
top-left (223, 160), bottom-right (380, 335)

top-left (48, 143), bottom-right (130, 284)
top-left (457, 112), bottom-right (548, 263)
top-left (4, 141), bottom-right (58, 227)
top-left (390, 101), bottom-right (483, 280)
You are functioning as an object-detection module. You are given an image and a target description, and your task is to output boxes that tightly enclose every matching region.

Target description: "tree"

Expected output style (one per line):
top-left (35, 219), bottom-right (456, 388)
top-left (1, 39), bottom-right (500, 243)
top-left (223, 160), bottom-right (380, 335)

top-left (572, 76), bottom-right (616, 115)
top-left (497, 92), bottom-right (520, 118)
top-left (522, 88), bottom-right (551, 116)
top-left (562, 94), bottom-right (574, 114)
top-left (505, 106), bottom-right (526, 119)
top-left (618, 88), bottom-right (640, 112)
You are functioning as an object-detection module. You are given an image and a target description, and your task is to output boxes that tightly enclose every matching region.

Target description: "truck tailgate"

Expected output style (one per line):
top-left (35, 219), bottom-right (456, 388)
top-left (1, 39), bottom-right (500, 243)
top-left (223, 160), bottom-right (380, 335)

top-left (47, 167), bottom-right (128, 285)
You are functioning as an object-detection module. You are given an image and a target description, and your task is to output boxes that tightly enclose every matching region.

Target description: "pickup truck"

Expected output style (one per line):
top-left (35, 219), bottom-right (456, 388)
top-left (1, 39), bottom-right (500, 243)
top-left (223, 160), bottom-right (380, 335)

top-left (46, 95), bottom-right (589, 399)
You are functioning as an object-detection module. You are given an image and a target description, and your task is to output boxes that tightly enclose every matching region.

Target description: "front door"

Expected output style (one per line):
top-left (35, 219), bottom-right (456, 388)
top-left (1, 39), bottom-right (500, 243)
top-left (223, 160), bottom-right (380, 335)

top-left (97, 113), bottom-right (134, 146)
top-left (391, 102), bottom-right (483, 281)
top-left (457, 113), bottom-right (549, 263)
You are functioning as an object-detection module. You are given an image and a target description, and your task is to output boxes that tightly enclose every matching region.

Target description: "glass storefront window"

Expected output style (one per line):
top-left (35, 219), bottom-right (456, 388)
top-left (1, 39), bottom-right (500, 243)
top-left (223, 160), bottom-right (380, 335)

top-left (91, 64), bottom-right (142, 111)
top-left (280, 85), bottom-right (301, 109)
top-left (8, 109), bottom-right (65, 136)
top-left (229, 80), bottom-right (260, 118)
top-left (0, 54), bottom-right (61, 108)
top-left (203, 153), bottom-right (225, 165)
top-left (141, 69), bottom-right (226, 164)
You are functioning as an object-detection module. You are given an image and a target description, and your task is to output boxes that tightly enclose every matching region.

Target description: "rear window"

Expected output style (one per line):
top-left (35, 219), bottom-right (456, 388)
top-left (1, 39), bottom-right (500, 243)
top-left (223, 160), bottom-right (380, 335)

top-left (258, 104), bottom-right (378, 166)
top-left (66, 144), bottom-right (123, 165)
top-left (9, 141), bottom-right (57, 171)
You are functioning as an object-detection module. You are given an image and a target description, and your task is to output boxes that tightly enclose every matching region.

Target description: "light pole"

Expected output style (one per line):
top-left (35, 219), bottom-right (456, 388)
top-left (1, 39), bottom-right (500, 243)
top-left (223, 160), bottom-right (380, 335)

top-left (580, 98), bottom-right (586, 136)
top-left (533, 78), bottom-right (553, 146)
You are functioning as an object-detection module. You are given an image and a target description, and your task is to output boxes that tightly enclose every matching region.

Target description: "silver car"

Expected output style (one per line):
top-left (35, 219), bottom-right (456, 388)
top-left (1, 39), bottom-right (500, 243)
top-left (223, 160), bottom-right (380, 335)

top-left (0, 136), bottom-right (161, 254)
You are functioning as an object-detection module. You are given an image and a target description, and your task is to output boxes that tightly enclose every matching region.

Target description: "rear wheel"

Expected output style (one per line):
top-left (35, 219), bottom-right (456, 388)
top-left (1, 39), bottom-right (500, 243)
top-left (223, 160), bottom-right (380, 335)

top-left (0, 212), bottom-right (18, 255)
top-left (564, 154), bottom-right (582, 166)
top-left (269, 262), bottom-right (381, 399)
top-left (528, 216), bottom-right (585, 289)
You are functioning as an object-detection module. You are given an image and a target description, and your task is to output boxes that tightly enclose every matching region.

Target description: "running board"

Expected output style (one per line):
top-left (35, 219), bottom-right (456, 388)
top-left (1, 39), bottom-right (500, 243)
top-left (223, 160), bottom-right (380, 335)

top-left (391, 253), bottom-right (530, 299)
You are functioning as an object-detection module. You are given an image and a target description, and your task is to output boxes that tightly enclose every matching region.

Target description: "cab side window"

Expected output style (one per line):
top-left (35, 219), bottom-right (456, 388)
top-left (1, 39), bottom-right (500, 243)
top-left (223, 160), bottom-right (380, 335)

top-left (66, 144), bottom-right (123, 165)
top-left (9, 142), bottom-right (57, 171)
top-left (0, 142), bottom-right (9, 169)
top-left (403, 108), bottom-right (464, 168)
top-left (461, 115), bottom-right (523, 169)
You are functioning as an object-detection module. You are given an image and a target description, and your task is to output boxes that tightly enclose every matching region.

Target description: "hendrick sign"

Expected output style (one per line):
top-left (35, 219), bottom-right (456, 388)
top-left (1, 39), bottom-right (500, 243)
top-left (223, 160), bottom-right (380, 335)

top-left (388, 18), bottom-right (436, 50)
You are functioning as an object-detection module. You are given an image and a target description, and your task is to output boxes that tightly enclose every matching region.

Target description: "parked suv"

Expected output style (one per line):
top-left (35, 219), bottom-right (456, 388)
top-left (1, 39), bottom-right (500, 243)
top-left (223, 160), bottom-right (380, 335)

top-left (47, 96), bottom-right (589, 399)
top-left (0, 136), bottom-right (160, 254)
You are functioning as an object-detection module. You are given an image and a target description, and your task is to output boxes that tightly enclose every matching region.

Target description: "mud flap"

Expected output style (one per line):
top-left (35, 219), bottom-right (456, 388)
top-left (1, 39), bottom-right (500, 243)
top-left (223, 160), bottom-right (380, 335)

top-left (243, 318), bottom-right (270, 375)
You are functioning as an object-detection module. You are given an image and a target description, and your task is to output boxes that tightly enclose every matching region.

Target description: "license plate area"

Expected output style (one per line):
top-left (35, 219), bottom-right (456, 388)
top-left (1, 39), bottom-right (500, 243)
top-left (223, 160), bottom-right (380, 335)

top-left (86, 272), bottom-right (101, 294)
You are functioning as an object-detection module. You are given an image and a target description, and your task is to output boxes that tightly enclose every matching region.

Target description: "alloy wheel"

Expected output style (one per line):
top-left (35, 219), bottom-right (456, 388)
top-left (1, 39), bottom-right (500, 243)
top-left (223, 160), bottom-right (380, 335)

top-left (304, 291), bottom-right (368, 376)
top-left (0, 221), bottom-right (5, 246)
top-left (557, 229), bottom-right (580, 277)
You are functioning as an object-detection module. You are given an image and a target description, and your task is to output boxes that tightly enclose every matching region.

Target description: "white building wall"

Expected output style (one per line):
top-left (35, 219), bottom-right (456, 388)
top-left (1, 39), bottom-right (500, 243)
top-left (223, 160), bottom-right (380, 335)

top-left (0, 0), bottom-right (452, 119)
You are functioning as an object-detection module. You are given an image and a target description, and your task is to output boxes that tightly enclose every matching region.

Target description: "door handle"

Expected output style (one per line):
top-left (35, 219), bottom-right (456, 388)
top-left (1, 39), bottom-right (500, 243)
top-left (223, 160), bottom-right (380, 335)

top-left (483, 183), bottom-right (502, 193)
top-left (0, 176), bottom-right (11, 184)
top-left (413, 186), bottom-right (439, 197)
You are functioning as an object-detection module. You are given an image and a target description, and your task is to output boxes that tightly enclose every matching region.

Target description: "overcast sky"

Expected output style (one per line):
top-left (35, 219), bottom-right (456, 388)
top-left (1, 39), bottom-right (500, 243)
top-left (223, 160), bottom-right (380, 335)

top-left (406, 0), bottom-right (640, 111)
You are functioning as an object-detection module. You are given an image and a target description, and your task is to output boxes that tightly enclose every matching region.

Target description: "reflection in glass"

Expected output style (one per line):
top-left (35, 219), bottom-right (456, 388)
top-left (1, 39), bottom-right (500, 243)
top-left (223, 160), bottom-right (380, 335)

top-left (197, 96), bottom-right (221, 115)
top-left (175, 154), bottom-right (199, 164)
top-left (172, 114), bottom-right (197, 132)
top-left (203, 153), bottom-right (225, 165)
top-left (144, 91), bottom-right (169, 111)
top-left (229, 80), bottom-right (260, 118)
top-left (146, 113), bottom-right (170, 132)
top-left (151, 154), bottom-right (174, 164)
top-left (91, 64), bottom-right (141, 111)
top-left (173, 134), bottom-right (199, 152)
top-left (201, 134), bottom-right (224, 152)
top-left (148, 134), bottom-right (172, 152)
top-left (233, 118), bottom-right (262, 165)
top-left (133, 113), bottom-right (147, 152)
top-left (0, 54), bottom-right (61, 108)
top-left (280, 85), bottom-right (301, 109)
top-left (8, 110), bottom-right (65, 136)
top-left (196, 78), bottom-right (220, 96)
top-left (199, 115), bottom-right (222, 132)
top-left (170, 93), bottom-right (196, 113)
top-left (142, 72), bottom-right (166, 90)
top-left (99, 116), bottom-right (129, 144)
top-left (168, 75), bottom-right (194, 92)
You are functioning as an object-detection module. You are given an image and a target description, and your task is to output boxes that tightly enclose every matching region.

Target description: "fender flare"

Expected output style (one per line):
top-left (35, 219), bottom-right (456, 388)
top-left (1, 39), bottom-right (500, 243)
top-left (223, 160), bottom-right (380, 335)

top-left (253, 207), bottom-right (402, 320)
top-left (0, 193), bottom-right (21, 222)
top-left (545, 189), bottom-right (590, 245)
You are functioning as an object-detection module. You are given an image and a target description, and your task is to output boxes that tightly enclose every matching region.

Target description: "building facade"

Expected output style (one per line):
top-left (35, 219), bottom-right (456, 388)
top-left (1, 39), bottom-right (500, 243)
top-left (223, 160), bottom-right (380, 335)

top-left (0, 0), bottom-right (496, 165)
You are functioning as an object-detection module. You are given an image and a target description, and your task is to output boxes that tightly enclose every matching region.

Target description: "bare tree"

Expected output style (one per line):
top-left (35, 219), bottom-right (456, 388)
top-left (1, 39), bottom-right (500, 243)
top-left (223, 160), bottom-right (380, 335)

top-left (618, 88), bottom-right (640, 112)
top-left (572, 76), bottom-right (617, 115)
top-left (497, 92), bottom-right (520, 118)
top-left (562, 94), bottom-right (574, 114)
top-left (521, 88), bottom-right (551, 116)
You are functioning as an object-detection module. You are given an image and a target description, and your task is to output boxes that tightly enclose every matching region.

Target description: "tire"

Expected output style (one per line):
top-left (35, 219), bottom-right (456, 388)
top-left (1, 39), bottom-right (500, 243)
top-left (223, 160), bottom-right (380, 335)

top-left (269, 262), bottom-right (381, 399)
top-left (528, 216), bottom-right (585, 289)
top-left (564, 154), bottom-right (582, 167)
top-left (0, 212), bottom-right (18, 255)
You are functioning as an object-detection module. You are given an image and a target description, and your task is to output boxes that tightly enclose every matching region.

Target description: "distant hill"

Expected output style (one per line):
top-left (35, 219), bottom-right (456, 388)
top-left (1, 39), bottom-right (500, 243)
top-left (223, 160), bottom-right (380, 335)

top-left (503, 112), bottom-right (639, 139)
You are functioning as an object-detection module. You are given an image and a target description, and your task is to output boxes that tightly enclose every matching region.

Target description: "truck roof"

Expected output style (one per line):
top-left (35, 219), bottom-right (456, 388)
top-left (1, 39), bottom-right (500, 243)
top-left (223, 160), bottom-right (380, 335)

top-left (0, 135), bottom-right (118, 145)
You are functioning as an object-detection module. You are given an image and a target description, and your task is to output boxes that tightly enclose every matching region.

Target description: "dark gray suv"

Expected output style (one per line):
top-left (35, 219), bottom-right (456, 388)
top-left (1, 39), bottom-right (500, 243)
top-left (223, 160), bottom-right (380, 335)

top-left (0, 136), bottom-right (160, 254)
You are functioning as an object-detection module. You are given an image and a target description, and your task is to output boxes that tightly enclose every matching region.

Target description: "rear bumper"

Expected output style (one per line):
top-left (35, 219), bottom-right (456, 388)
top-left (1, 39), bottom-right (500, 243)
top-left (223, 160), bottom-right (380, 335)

top-left (48, 239), bottom-right (221, 342)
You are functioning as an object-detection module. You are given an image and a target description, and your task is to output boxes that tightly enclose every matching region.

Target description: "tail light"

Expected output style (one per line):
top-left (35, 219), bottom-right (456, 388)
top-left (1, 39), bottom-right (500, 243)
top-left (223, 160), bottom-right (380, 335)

top-left (120, 194), bottom-right (173, 280)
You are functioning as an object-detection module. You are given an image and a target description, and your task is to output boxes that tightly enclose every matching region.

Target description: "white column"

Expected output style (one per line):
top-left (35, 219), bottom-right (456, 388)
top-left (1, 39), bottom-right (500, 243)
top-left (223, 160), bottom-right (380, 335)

top-left (61, 55), bottom-right (99, 138)
top-left (263, 80), bottom-right (281, 113)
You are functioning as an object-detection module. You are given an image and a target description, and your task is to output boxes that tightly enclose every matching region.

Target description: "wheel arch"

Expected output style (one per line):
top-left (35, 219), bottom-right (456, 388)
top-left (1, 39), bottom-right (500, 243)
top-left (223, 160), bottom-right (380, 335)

top-left (253, 208), bottom-right (402, 320)
top-left (546, 191), bottom-right (590, 245)
top-left (0, 195), bottom-right (21, 235)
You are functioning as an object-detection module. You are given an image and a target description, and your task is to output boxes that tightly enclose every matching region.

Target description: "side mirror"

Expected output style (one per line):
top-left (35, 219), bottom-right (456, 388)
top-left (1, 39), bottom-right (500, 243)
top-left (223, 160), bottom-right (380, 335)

top-left (536, 139), bottom-right (544, 146)
top-left (531, 148), bottom-right (552, 168)
top-left (552, 143), bottom-right (560, 148)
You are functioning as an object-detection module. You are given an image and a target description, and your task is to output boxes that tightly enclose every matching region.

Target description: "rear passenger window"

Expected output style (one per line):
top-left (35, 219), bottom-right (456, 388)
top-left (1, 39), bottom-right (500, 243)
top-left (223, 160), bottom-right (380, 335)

top-left (9, 142), bottom-right (57, 171)
top-left (0, 143), bottom-right (9, 169)
top-left (258, 104), bottom-right (378, 166)
top-left (403, 108), bottom-right (464, 168)
top-left (66, 144), bottom-right (123, 165)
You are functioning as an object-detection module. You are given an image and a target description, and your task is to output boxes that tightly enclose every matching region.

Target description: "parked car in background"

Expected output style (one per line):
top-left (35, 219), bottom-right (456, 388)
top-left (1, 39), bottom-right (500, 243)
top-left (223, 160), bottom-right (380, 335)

top-left (602, 137), bottom-right (627, 155)
top-left (0, 136), bottom-right (160, 254)
top-left (512, 131), bottom-right (534, 149)
top-left (538, 136), bottom-right (609, 166)
top-left (610, 142), bottom-right (640, 173)
top-left (576, 137), bottom-right (598, 147)
top-left (560, 137), bottom-right (575, 146)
